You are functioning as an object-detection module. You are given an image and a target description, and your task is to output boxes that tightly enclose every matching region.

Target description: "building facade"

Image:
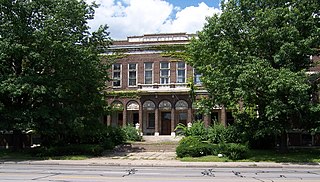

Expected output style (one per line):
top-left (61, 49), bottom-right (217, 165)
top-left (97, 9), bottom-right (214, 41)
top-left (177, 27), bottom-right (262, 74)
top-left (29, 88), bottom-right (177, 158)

top-left (103, 33), bottom-right (233, 136)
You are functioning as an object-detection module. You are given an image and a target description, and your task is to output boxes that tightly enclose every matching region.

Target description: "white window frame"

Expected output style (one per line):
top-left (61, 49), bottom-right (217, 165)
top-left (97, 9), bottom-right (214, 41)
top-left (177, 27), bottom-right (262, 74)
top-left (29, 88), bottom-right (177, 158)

top-left (193, 68), bottom-right (202, 85)
top-left (112, 63), bottom-right (122, 88)
top-left (144, 62), bottom-right (153, 84)
top-left (160, 62), bottom-right (170, 84)
top-left (176, 61), bottom-right (186, 83)
top-left (128, 63), bottom-right (137, 87)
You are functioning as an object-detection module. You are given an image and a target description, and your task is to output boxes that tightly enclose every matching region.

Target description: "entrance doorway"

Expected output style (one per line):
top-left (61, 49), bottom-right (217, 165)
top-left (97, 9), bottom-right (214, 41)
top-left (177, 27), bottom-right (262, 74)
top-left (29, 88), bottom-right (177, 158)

top-left (161, 112), bottom-right (171, 135)
top-left (133, 112), bottom-right (139, 126)
top-left (128, 111), bottom-right (139, 126)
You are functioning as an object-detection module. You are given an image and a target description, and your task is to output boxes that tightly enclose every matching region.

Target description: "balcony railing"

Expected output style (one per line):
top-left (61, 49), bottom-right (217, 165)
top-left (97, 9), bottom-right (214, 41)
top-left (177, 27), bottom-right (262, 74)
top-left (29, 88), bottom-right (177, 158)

top-left (137, 83), bottom-right (190, 92)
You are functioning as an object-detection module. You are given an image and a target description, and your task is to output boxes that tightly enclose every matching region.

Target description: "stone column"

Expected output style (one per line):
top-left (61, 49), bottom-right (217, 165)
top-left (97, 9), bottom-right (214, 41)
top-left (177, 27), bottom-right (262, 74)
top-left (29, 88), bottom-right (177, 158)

top-left (204, 114), bottom-right (209, 127)
top-left (154, 108), bottom-right (159, 136)
top-left (139, 108), bottom-right (143, 135)
top-left (187, 108), bottom-right (192, 123)
top-left (107, 115), bottom-right (111, 126)
top-left (171, 108), bottom-right (175, 136)
top-left (123, 108), bottom-right (127, 127)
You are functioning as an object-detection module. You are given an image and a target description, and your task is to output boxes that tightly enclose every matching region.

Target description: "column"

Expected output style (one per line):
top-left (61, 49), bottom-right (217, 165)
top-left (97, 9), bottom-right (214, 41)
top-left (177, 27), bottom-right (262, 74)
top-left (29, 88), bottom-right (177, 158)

top-left (221, 106), bottom-right (227, 127)
top-left (154, 108), bottom-right (159, 136)
top-left (204, 114), bottom-right (209, 127)
top-left (171, 108), bottom-right (175, 136)
top-left (123, 108), bottom-right (127, 127)
top-left (187, 108), bottom-right (192, 123)
top-left (139, 108), bottom-right (143, 135)
top-left (107, 115), bottom-right (111, 126)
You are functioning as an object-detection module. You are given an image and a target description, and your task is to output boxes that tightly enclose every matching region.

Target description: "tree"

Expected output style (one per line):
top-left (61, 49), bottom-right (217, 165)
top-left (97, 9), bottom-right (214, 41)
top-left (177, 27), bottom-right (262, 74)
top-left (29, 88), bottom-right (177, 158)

top-left (188, 0), bottom-right (320, 151)
top-left (0, 0), bottom-right (112, 147)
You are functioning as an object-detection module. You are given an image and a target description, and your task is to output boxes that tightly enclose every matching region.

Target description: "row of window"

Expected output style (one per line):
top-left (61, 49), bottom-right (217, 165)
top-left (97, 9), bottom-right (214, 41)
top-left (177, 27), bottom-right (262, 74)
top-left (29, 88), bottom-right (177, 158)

top-left (112, 62), bottom-right (201, 87)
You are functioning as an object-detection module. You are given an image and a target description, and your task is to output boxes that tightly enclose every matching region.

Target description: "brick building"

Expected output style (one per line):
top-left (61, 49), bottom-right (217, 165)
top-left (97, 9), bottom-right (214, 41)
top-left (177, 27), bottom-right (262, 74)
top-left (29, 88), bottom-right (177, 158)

top-left (103, 33), bottom-right (232, 136)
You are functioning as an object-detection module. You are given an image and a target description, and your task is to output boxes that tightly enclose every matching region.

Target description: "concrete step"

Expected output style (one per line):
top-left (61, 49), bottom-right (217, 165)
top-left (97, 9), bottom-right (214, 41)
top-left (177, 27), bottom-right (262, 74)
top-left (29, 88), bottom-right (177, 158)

top-left (113, 136), bottom-right (182, 153)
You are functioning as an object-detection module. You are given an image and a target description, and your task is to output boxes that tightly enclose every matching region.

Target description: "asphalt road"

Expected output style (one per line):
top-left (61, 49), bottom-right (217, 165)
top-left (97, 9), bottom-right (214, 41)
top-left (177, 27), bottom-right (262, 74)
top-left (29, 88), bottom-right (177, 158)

top-left (1, 164), bottom-right (320, 182)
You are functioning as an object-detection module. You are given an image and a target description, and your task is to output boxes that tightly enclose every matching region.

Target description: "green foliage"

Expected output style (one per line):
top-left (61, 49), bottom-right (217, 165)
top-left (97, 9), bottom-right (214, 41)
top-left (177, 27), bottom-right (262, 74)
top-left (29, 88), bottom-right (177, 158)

top-left (0, 0), bottom-right (112, 146)
top-left (207, 124), bottom-right (226, 143)
top-left (188, 0), bottom-right (320, 150)
top-left (29, 144), bottom-right (104, 157)
top-left (105, 91), bottom-right (140, 99)
top-left (80, 124), bottom-right (126, 149)
top-left (218, 143), bottom-right (249, 160)
top-left (122, 124), bottom-right (142, 141)
top-left (176, 121), bottom-right (244, 144)
top-left (175, 121), bottom-right (208, 141)
top-left (176, 136), bottom-right (248, 160)
top-left (176, 136), bottom-right (215, 158)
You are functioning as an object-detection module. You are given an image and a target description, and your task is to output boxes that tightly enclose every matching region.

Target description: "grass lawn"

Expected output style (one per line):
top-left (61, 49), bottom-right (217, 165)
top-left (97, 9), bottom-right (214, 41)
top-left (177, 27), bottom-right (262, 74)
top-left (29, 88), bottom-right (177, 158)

top-left (180, 148), bottom-right (320, 163)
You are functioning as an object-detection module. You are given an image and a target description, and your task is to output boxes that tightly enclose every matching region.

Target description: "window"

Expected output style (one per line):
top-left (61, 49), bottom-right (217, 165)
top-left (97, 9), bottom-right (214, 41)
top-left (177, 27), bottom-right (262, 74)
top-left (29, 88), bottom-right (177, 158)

top-left (177, 62), bottom-right (186, 83)
top-left (144, 62), bottom-right (153, 84)
top-left (128, 63), bottom-right (137, 86)
top-left (147, 113), bottom-right (155, 128)
top-left (194, 69), bottom-right (202, 85)
top-left (160, 62), bottom-right (170, 84)
top-left (178, 112), bottom-right (188, 125)
top-left (112, 63), bottom-right (121, 87)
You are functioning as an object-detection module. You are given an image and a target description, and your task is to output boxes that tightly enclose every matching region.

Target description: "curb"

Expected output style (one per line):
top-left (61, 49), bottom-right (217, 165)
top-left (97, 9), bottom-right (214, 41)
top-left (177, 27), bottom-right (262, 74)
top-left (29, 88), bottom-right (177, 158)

top-left (2, 160), bottom-right (320, 169)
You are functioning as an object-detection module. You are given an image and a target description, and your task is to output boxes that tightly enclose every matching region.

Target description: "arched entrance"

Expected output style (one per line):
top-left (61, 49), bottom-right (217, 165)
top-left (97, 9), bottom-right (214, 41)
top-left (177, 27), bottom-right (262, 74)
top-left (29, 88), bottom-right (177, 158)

top-left (143, 100), bottom-right (156, 135)
top-left (159, 100), bottom-right (172, 135)
top-left (111, 101), bottom-right (124, 126)
top-left (175, 100), bottom-right (188, 126)
top-left (126, 101), bottom-right (140, 126)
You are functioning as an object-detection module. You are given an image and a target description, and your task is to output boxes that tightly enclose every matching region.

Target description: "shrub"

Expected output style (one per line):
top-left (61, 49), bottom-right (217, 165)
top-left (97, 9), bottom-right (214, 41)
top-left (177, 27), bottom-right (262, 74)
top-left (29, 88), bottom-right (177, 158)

top-left (207, 124), bottom-right (245, 144)
top-left (218, 143), bottom-right (249, 160)
top-left (81, 125), bottom-right (126, 149)
top-left (207, 124), bottom-right (227, 143)
top-left (175, 121), bottom-right (208, 141)
top-left (176, 136), bottom-right (215, 158)
top-left (122, 124), bottom-right (142, 141)
top-left (31, 144), bottom-right (104, 157)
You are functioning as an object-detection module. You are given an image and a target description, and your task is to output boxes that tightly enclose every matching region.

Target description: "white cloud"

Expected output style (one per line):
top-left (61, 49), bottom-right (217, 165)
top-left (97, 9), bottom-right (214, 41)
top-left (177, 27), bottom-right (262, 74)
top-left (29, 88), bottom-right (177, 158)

top-left (160, 2), bottom-right (220, 34)
top-left (86, 0), bottom-right (220, 39)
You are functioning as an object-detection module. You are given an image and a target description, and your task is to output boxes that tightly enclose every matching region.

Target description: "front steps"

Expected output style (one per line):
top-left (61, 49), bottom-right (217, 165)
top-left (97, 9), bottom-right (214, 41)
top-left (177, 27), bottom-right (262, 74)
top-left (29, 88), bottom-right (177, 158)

top-left (113, 136), bottom-right (182, 153)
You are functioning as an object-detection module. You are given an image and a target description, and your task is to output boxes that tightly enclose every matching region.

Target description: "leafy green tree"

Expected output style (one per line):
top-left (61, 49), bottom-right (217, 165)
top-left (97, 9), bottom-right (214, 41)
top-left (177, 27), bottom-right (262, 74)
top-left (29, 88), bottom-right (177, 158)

top-left (0, 0), bottom-right (111, 147)
top-left (189, 0), bottom-right (320, 151)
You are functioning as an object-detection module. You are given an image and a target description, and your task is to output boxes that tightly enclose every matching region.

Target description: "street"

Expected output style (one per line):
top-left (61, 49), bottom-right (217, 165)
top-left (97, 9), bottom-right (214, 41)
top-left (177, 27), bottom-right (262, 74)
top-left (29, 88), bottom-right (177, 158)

top-left (0, 164), bottom-right (320, 182)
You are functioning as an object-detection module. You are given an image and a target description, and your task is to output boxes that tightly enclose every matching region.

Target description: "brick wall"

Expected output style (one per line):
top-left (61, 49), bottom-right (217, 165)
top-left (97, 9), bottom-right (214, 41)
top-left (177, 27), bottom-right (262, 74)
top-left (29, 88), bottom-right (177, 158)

top-left (106, 53), bottom-right (194, 90)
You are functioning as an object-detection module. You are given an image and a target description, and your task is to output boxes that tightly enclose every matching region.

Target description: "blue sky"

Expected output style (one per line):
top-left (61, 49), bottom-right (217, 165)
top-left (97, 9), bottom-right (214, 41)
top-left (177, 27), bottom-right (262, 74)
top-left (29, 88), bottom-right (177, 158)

top-left (86, 0), bottom-right (221, 39)
top-left (167, 0), bottom-right (220, 9)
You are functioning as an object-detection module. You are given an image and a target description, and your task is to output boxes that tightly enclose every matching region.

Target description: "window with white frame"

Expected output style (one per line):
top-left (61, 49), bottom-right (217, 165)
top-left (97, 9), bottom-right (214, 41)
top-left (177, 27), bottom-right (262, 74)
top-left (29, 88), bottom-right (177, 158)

top-left (176, 61), bottom-right (186, 83)
top-left (112, 63), bottom-right (121, 87)
top-left (128, 63), bottom-right (137, 86)
top-left (194, 69), bottom-right (202, 85)
top-left (160, 62), bottom-right (170, 84)
top-left (144, 62), bottom-right (153, 84)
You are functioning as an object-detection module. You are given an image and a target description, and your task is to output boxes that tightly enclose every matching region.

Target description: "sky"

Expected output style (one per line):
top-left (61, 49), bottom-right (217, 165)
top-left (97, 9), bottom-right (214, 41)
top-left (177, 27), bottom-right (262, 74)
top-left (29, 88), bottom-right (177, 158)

top-left (85, 0), bottom-right (222, 39)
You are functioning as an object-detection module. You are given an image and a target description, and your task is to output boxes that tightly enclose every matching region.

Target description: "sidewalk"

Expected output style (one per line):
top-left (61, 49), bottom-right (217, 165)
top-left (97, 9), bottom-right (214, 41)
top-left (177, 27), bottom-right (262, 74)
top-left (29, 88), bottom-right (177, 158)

top-left (1, 136), bottom-right (319, 168)
top-left (2, 153), bottom-right (320, 169)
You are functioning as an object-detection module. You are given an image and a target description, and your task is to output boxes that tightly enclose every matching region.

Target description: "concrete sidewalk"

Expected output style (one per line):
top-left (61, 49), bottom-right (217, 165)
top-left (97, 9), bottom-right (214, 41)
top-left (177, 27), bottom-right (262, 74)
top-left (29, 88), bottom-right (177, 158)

top-left (2, 153), bottom-right (320, 168)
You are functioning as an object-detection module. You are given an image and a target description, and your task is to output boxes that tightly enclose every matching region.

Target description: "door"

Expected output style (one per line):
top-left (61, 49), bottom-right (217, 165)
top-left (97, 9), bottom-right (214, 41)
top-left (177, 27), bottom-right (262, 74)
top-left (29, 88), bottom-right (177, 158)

top-left (161, 112), bottom-right (171, 135)
top-left (133, 112), bottom-right (139, 126)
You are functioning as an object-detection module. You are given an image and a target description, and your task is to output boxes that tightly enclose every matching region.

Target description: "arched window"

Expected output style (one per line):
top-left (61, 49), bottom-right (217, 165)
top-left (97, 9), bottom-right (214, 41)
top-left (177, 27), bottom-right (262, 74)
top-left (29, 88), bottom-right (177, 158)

top-left (111, 101), bottom-right (124, 111)
top-left (127, 101), bottom-right (139, 110)
top-left (159, 100), bottom-right (172, 110)
top-left (143, 100), bottom-right (156, 110)
top-left (175, 100), bottom-right (188, 110)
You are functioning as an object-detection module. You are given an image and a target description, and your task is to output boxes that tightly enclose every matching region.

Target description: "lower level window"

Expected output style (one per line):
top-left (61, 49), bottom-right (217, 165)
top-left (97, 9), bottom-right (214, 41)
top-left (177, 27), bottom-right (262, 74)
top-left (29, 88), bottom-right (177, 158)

top-left (148, 113), bottom-right (155, 128)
